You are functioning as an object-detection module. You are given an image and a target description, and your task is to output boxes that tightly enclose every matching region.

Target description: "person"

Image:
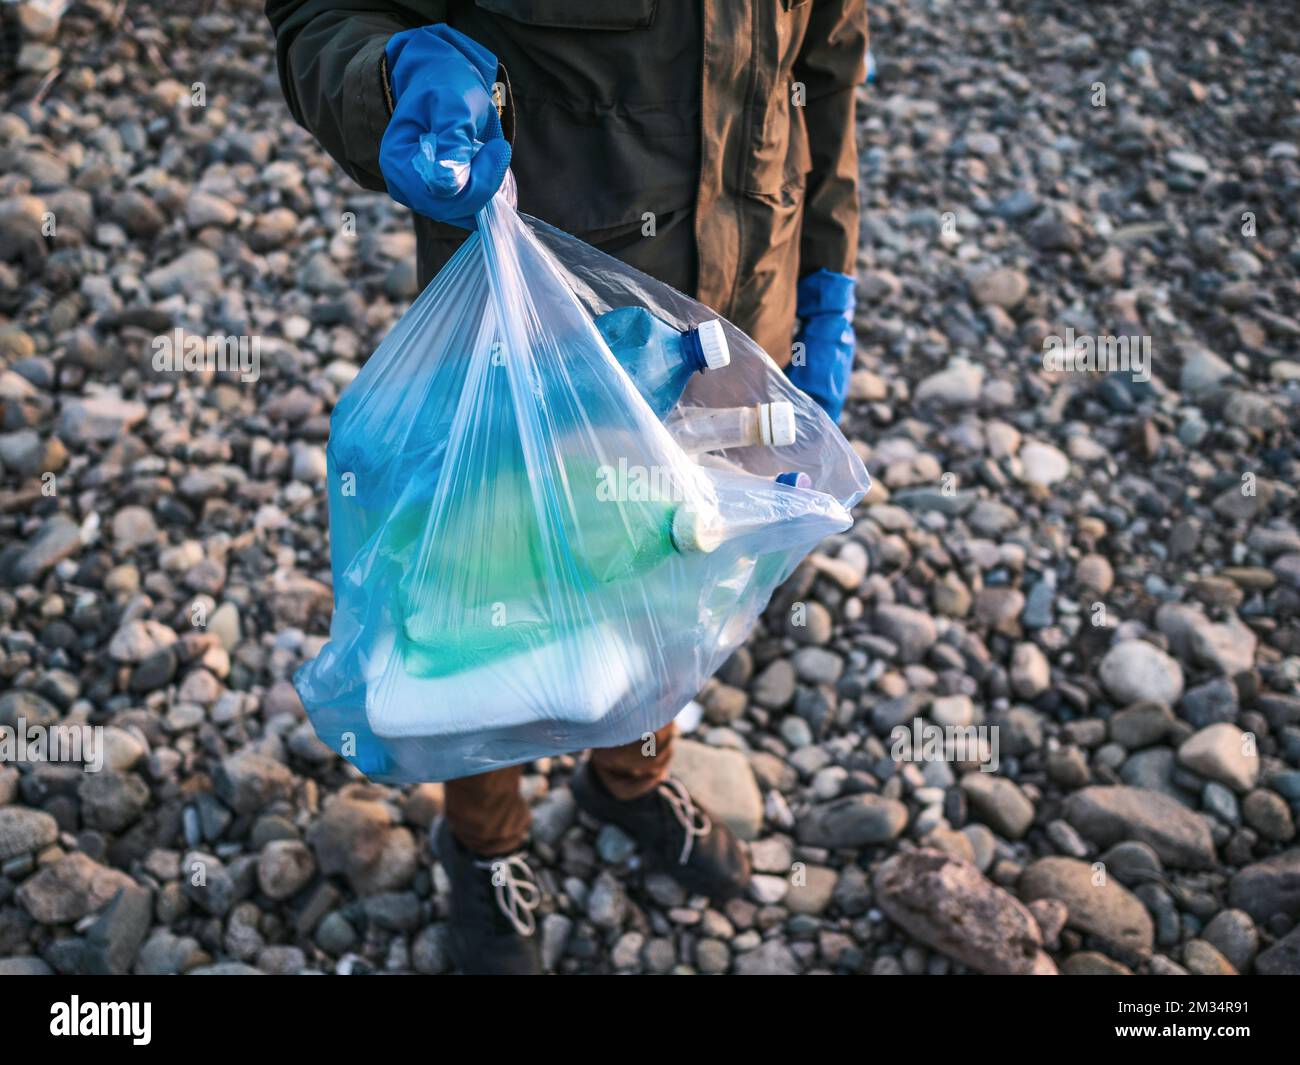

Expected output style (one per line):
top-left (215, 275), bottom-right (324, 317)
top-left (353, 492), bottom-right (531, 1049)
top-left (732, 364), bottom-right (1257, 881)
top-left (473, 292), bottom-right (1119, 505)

top-left (266, 0), bottom-right (867, 974)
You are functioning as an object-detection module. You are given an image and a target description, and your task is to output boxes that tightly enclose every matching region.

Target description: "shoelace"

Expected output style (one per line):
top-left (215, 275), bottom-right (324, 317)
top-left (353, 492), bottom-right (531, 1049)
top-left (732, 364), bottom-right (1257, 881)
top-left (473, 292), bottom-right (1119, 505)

top-left (474, 852), bottom-right (542, 937)
top-left (657, 778), bottom-right (712, 866)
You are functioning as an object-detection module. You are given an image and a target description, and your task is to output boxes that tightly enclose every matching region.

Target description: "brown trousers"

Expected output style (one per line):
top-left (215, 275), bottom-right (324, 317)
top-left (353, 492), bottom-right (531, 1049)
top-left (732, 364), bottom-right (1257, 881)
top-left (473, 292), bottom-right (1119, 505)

top-left (444, 723), bottom-right (676, 856)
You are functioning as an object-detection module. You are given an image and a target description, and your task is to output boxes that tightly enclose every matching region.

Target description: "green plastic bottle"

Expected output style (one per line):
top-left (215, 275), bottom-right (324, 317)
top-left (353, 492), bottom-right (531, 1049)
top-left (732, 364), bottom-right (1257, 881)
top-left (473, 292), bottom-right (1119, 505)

top-left (385, 457), bottom-right (722, 678)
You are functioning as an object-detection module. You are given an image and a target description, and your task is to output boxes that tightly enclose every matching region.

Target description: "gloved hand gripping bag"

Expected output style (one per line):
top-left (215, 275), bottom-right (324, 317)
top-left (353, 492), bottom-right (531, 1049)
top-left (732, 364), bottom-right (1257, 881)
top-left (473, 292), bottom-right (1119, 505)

top-left (296, 192), bottom-right (869, 782)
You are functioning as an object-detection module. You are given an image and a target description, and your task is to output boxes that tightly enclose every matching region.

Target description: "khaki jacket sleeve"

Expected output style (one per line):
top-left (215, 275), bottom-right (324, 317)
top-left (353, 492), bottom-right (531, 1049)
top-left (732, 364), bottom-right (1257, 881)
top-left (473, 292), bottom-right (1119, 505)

top-left (794, 0), bottom-right (868, 278)
top-left (265, 1), bottom-right (445, 191)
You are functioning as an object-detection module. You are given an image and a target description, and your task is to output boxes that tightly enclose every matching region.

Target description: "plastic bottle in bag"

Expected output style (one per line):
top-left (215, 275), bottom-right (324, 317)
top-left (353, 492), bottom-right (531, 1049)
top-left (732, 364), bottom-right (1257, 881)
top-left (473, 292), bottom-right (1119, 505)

top-left (668, 401), bottom-right (797, 454)
top-left (594, 307), bottom-right (730, 417)
top-left (387, 457), bottom-right (725, 678)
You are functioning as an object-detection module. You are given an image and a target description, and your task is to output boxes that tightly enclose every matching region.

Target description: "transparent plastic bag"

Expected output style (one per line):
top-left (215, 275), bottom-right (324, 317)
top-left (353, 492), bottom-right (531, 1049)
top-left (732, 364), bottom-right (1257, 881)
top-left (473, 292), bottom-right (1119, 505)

top-left (296, 191), bottom-right (871, 783)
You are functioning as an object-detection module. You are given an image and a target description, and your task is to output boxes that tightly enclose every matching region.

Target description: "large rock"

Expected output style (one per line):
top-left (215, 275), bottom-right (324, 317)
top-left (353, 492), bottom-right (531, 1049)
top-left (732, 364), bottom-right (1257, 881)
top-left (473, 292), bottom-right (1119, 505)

top-left (1183, 939), bottom-right (1237, 976)
top-left (17, 853), bottom-right (136, 924)
top-left (1099, 640), bottom-right (1184, 706)
top-left (268, 572), bottom-right (332, 627)
top-left (180, 851), bottom-right (240, 917)
top-left (1200, 909), bottom-right (1259, 973)
top-left (1119, 747), bottom-right (1182, 798)
top-left (144, 247), bottom-right (222, 296)
top-left (796, 794), bottom-right (909, 848)
top-left (1256, 926), bottom-right (1300, 975)
top-left (58, 394), bottom-right (147, 445)
top-left (307, 796), bottom-right (417, 895)
top-left (78, 771), bottom-right (150, 832)
top-left (213, 751), bottom-right (295, 814)
top-left (960, 774), bottom-right (1035, 839)
top-left (668, 740), bottom-right (763, 841)
top-left (111, 505), bottom-right (158, 551)
top-left (784, 865), bottom-right (838, 916)
top-left (970, 267), bottom-right (1029, 309)
top-left (1179, 345), bottom-right (1234, 395)
top-left (1010, 641), bottom-right (1051, 699)
top-left (1177, 723), bottom-right (1258, 792)
top-left (733, 939), bottom-right (801, 975)
top-left (874, 849), bottom-right (1055, 974)
top-left (61, 884), bottom-right (153, 975)
top-left (0, 428), bottom-right (45, 478)
top-left (1019, 442), bottom-right (1070, 486)
top-left (1228, 849), bottom-right (1300, 923)
top-left (257, 840), bottom-right (316, 901)
top-left (107, 619), bottom-right (177, 663)
top-left (871, 604), bottom-right (937, 663)
top-left (186, 190), bottom-right (239, 228)
top-left (1109, 701), bottom-right (1174, 749)
top-left (8, 515), bottom-right (82, 584)
top-left (586, 870), bottom-right (627, 929)
top-left (0, 689), bottom-right (59, 730)
top-left (1063, 786), bottom-right (1216, 869)
top-left (0, 806), bottom-right (59, 860)
top-left (914, 361), bottom-right (984, 406)
top-left (1019, 856), bottom-right (1154, 959)
top-left (136, 930), bottom-right (208, 975)
top-left (1155, 601), bottom-right (1208, 656)
top-left (1189, 615), bottom-right (1257, 676)
top-left (1180, 677), bottom-right (1239, 729)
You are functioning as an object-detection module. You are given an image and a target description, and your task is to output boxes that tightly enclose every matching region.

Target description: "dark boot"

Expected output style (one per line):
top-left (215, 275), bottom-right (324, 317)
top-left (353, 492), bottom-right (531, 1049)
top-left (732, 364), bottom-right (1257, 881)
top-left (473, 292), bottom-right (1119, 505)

top-left (570, 762), bottom-right (751, 901)
top-left (433, 819), bottom-right (544, 975)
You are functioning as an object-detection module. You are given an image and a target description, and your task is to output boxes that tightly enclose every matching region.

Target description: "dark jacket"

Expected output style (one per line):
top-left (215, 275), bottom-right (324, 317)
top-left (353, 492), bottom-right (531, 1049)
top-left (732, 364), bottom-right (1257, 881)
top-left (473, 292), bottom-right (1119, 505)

top-left (265, 0), bottom-right (866, 361)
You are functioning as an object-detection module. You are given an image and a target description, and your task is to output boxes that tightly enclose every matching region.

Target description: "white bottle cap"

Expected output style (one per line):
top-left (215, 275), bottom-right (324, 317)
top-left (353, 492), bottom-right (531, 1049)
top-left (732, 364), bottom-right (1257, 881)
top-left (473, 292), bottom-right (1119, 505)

top-left (695, 319), bottom-right (731, 370)
top-left (760, 401), bottom-right (797, 447)
top-left (671, 503), bottom-right (725, 554)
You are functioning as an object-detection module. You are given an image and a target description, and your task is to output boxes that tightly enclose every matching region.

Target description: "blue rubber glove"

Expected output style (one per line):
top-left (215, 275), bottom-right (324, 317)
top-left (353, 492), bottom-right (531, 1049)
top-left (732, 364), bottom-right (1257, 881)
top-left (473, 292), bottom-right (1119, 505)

top-left (787, 269), bottom-right (856, 422)
top-left (379, 25), bottom-right (512, 229)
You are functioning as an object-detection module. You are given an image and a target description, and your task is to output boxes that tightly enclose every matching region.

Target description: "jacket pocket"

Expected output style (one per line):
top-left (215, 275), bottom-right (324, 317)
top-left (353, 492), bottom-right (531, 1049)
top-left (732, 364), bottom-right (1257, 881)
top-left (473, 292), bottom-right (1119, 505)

top-left (473, 0), bottom-right (657, 30)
